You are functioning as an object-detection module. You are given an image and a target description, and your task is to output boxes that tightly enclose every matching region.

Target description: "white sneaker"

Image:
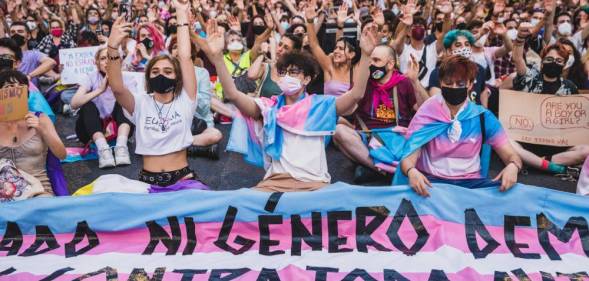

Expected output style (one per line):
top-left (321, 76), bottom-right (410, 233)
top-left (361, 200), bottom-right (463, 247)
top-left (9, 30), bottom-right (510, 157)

top-left (114, 146), bottom-right (131, 166)
top-left (98, 148), bottom-right (116, 169)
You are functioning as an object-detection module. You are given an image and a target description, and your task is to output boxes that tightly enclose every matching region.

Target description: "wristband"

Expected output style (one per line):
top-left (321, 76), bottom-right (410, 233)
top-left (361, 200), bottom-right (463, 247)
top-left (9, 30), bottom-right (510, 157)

top-left (107, 44), bottom-right (119, 50)
top-left (404, 167), bottom-right (416, 177)
top-left (177, 23), bottom-right (190, 28)
top-left (509, 161), bottom-right (522, 172)
top-left (307, 18), bottom-right (314, 24)
top-left (108, 55), bottom-right (121, 61)
top-left (337, 25), bottom-right (344, 30)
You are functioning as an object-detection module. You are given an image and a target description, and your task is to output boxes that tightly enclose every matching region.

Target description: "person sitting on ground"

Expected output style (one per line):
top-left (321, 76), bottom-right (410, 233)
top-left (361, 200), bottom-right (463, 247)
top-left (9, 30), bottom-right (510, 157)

top-left (124, 23), bottom-right (167, 72)
top-left (106, 0), bottom-right (201, 188)
top-left (70, 47), bottom-right (134, 169)
top-left (168, 37), bottom-right (223, 160)
top-left (0, 70), bottom-right (66, 198)
top-left (10, 22), bottom-right (57, 88)
top-left (509, 23), bottom-right (589, 175)
top-left (198, 19), bottom-right (378, 192)
top-left (396, 55), bottom-right (522, 196)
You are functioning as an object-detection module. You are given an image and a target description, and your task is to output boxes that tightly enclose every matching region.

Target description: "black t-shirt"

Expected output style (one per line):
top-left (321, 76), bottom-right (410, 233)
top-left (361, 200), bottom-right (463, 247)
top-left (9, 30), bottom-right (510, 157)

top-left (542, 79), bottom-right (561, 95)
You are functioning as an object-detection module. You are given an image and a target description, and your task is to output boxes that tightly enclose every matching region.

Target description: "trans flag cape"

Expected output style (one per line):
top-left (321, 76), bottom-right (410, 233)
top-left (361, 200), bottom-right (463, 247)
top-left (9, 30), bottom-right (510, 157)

top-left (2, 182), bottom-right (589, 280)
top-left (577, 156), bottom-right (589, 195)
top-left (392, 96), bottom-right (492, 185)
top-left (227, 94), bottom-right (337, 168)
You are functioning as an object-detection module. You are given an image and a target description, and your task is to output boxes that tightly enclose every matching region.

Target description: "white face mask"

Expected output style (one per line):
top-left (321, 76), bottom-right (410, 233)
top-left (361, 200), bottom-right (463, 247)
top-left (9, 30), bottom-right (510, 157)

top-left (227, 41), bottom-right (244, 51)
top-left (26, 21), bottom-right (37, 30)
top-left (209, 11), bottom-right (218, 18)
top-left (475, 33), bottom-right (488, 48)
top-left (278, 75), bottom-right (303, 96)
top-left (507, 28), bottom-right (518, 41)
top-left (558, 22), bottom-right (573, 36)
top-left (565, 54), bottom-right (575, 69)
top-left (391, 5), bottom-right (399, 15)
top-left (452, 47), bottom-right (472, 59)
top-left (530, 18), bottom-right (540, 26)
top-left (194, 22), bottom-right (202, 31)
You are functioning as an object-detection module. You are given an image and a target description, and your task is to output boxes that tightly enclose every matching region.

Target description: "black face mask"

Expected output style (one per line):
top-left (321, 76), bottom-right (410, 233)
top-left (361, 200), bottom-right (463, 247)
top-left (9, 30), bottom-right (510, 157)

top-left (456, 22), bottom-right (467, 30)
top-left (441, 86), bottom-right (468, 106)
top-left (11, 34), bottom-right (25, 47)
top-left (542, 62), bottom-right (564, 78)
top-left (141, 38), bottom-right (154, 49)
top-left (253, 25), bottom-right (266, 35)
top-left (435, 22), bottom-right (443, 32)
top-left (369, 64), bottom-right (388, 80)
top-left (167, 25), bottom-right (177, 35)
top-left (0, 57), bottom-right (15, 70)
top-left (148, 74), bottom-right (176, 94)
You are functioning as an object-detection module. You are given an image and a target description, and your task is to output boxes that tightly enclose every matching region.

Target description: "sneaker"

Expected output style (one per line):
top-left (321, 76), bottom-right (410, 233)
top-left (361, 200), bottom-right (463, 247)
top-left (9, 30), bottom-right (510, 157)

top-left (114, 146), bottom-right (131, 166)
top-left (98, 148), bottom-right (116, 169)
top-left (62, 104), bottom-right (72, 115)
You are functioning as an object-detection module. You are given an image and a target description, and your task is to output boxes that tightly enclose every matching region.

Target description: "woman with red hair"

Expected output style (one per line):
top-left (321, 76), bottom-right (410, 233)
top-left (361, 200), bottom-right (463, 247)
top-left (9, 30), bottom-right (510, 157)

top-left (125, 24), bottom-right (167, 72)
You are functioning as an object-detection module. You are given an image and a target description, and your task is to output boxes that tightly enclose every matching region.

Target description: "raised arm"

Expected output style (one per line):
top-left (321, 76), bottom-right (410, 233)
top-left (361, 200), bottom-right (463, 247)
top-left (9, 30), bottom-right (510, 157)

top-left (392, 2), bottom-right (414, 55)
top-left (197, 20), bottom-right (261, 118)
top-left (305, 2), bottom-right (333, 76)
top-left (250, 13), bottom-right (274, 61)
top-left (106, 17), bottom-right (135, 114)
top-left (493, 23), bottom-right (513, 58)
top-left (248, 54), bottom-right (266, 80)
top-left (512, 23), bottom-right (532, 76)
top-left (436, 0), bottom-right (453, 54)
top-left (405, 54), bottom-right (431, 108)
top-left (543, 0), bottom-right (556, 45)
top-left (335, 24), bottom-right (378, 116)
top-left (174, 0), bottom-right (197, 101)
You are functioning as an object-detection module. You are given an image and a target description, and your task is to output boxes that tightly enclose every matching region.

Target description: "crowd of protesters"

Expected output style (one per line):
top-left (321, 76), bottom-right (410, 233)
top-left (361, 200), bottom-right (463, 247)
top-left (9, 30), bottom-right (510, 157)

top-left (1, 0), bottom-right (589, 201)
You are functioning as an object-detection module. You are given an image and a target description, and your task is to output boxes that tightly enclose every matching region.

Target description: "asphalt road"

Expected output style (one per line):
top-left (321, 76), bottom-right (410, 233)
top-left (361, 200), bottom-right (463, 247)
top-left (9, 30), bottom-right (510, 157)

top-left (56, 115), bottom-right (578, 194)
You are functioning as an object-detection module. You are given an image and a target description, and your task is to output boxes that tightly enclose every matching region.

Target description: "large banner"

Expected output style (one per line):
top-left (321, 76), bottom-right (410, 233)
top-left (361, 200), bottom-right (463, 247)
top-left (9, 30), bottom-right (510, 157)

top-left (59, 46), bottom-right (101, 85)
top-left (499, 90), bottom-right (589, 146)
top-left (1, 183), bottom-right (589, 280)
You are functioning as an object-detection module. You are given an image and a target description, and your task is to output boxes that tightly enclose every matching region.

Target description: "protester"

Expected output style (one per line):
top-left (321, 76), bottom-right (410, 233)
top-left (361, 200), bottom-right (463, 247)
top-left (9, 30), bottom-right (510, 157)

top-left (36, 18), bottom-right (78, 62)
top-left (70, 47), bottom-right (134, 169)
top-left (10, 22), bottom-right (57, 87)
top-left (106, 0), bottom-right (200, 188)
top-left (0, 70), bottom-right (66, 198)
top-left (125, 24), bottom-right (166, 72)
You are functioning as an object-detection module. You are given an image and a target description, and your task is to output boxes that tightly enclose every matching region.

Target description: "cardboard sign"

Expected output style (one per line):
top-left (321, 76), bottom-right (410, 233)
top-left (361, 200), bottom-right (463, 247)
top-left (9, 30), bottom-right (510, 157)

top-left (499, 90), bottom-right (589, 146)
top-left (0, 85), bottom-right (28, 122)
top-left (59, 46), bottom-right (101, 85)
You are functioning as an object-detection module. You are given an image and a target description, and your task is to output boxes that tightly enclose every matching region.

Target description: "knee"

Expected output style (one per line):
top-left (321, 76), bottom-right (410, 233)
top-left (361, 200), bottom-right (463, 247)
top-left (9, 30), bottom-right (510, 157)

top-left (577, 145), bottom-right (589, 158)
top-left (209, 128), bottom-right (223, 144)
top-left (333, 124), bottom-right (350, 143)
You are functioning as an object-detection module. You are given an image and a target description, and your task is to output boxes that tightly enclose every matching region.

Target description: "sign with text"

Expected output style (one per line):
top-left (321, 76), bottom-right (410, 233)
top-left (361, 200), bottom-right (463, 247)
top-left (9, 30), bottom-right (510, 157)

top-left (1, 183), bottom-right (589, 280)
top-left (499, 90), bottom-right (589, 146)
top-left (0, 85), bottom-right (28, 122)
top-left (59, 46), bottom-right (101, 85)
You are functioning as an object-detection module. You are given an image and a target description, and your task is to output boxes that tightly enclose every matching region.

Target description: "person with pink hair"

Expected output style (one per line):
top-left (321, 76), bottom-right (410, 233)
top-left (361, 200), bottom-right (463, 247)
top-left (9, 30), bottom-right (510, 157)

top-left (126, 23), bottom-right (167, 72)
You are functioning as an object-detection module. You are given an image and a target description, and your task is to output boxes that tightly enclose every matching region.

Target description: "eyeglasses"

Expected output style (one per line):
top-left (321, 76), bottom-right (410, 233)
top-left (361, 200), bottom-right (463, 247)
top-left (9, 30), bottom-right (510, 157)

top-left (278, 68), bottom-right (303, 77)
top-left (543, 56), bottom-right (566, 65)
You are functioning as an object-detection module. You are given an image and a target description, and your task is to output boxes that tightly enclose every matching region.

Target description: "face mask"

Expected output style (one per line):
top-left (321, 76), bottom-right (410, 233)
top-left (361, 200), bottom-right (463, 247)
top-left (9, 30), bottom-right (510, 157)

top-left (209, 11), bottom-right (218, 18)
top-left (392, 5), bottom-right (399, 15)
top-left (411, 26), bottom-right (425, 41)
top-left (227, 41), bottom-right (244, 51)
top-left (530, 18), bottom-right (540, 26)
top-left (194, 22), bottom-right (202, 31)
top-left (345, 18), bottom-right (355, 24)
top-left (558, 22), bottom-right (573, 36)
top-left (148, 74), bottom-right (177, 94)
top-left (280, 21), bottom-right (290, 30)
top-left (565, 55), bottom-right (575, 69)
top-left (369, 64), bottom-right (388, 80)
top-left (278, 75), bottom-right (303, 96)
top-left (26, 21), bottom-right (37, 30)
top-left (542, 62), bottom-right (564, 78)
top-left (158, 1), bottom-right (165, 8)
top-left (141, 38), bottom-right (154, 49)
top-left (441, 86), bottom-right (468, 106)
top-left (456, 22), bottom-right (467, 30)
top-left (168, 25), bottom-right (177, 34)
top-left (11, 34), bottom-right (25, 47)
top-left (475, 33), bottom-right (488, 48)
top-left (380, 37), bottom-right (389, 44)
top-left (435, 22), bottom-right (443, 32)
top-left (507, 28), bottom-right (518, 40)
top-left (452, 47), bottom-right (472, 59)
top-left (51, 27), bottom-right (63, 37)
top-left (497, 17), bottom-right (506, 23)
top-left (253, 25), bottom-right (266, 35)
top-left (5, 18), bottom-right (12, 27)
top-left (88, 16), bottom-right (100, 24)
top-left (0, 57), bottom-right (15, 70)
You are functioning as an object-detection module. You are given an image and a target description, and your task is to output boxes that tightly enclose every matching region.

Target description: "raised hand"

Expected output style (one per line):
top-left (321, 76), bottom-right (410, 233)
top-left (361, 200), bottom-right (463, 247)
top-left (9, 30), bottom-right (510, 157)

top-left (406, 54), bottom-right (419, 82)
top-left (336, 4), bottom-right (350, 27)
top-left (494, 23), bottom-right (507, 36)
top-left (436, 0), bottom-right (452, 15)
top-left (264, 12), bottom-right (275, 30)
top-left (304, 0), bottom-right (318, 21)
top-left (360, 23), bottom-right (378, 56)
top-left (228, 15), bottom-right (241, 32)
top-left (372, 8), bottom-right (385, 27)
top-left (544, 0), bottom-right (556, 13)
top-left (108, 17), bottom-right (132, 49)
top-left (203, 19), bottom-right (225, 57)
top-left (517, 22), bottom-right (533, 39)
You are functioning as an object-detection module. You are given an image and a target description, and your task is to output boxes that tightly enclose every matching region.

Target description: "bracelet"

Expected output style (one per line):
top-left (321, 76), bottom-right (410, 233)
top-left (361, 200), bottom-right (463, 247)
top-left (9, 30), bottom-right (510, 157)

top-left (509, 161), bottom-right (522, 172)
top-left (108, 55), bottom-right (121, 61)
top-left (306, 18), bottom-right (314, 24)
top-left (337, 25), bottom-right (344, 30)
top-left (107, 44), bottom-right (118, 50)
top-left (404, 167), bottom-right (416, 177)
top-left (177, 23), bottom-right (190, 28)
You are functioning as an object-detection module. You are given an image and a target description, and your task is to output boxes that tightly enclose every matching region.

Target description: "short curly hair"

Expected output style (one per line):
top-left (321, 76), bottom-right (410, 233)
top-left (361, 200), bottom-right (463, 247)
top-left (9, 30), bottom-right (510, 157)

top-left (276, 51), bottom-right (319, 80)
top-left (443, 29), bottom-right (476, 49)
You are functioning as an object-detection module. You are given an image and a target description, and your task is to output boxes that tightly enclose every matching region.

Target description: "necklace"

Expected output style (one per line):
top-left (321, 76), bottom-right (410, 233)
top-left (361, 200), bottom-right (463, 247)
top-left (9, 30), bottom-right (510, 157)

top-left (152, 96), bottom-right (175, 132)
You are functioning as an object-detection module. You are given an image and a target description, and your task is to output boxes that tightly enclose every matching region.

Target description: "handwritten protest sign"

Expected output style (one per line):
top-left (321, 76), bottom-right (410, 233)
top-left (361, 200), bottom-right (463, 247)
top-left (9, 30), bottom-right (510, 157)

top-left (0, 85), bottom-right (28, 122)
top-left (499, 90), bottom-right (589, 146)
top-left (59, 46), bottom-right (101, 85)
top-left (1, 183), bottom-right (589, 280)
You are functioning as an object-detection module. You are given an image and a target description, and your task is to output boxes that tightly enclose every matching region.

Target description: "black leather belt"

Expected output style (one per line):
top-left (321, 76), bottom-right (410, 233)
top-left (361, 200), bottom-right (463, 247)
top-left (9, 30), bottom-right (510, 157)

top-left (139, 166), bottom-right (195, 187)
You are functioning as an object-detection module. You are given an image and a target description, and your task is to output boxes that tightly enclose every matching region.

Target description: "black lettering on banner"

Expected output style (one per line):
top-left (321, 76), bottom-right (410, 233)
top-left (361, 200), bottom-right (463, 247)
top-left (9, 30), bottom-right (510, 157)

top-left (306, 266), bottom-right (339, 281)
top-left (386, 199), bottom-right (429, 256)
top-left (0, 221), bottom-right (22, 256)
top-left (0, 267), bottom-right (16, 276)
top-left (214, 206), bottom-right (256, 255)
top-left (327, 211), bottom-right (353, 253)
top-left (259, 215), bottom-right (285, 256)
top-left (493, 271), bottom-right (512, 281)
top-left (72, 266), bottom-right (119, 281)
top-left (341, 269), bottom-right (378, 281)
top-left (356, 207), bottom-right (391, 252)
top-left (537, 213), bottom-right (589, 260)
top-left (183, 217), bottom-right (197, 255)
top-left (143, 217), bottom-right (181, 255)
top-left (19, 225), bottom-right (60, 256)
top-left (172, 269), bottom-right (207, 281)
top-left (427, 270), bottom-right (449, 281)
top-left (256, 268), bottom-right (281, 281)
top-left (64, 221), bottom-right (99, 258)
top-left (556, 271), bottom-right (589, 281)
top-left (383, 269), bottom-right (410, 281)
top-left (264, 192), bottom-right (283, 213)
top-left (209, 268), bottom-right (250, 281)
top-left (464, 209), bottom-right (500, 259)
top-left (128, 268), bottom-right (166, 281)
top-left (540, 271), bottom-right (555, 281)
top-left (504, 216), bottom-right (541, 259)
top-left (39, 267), bottom-right (74, 281)
top-left (511, 269), bottom-right (531, 281)
top-left (291, 213), bottom-right (322, 256)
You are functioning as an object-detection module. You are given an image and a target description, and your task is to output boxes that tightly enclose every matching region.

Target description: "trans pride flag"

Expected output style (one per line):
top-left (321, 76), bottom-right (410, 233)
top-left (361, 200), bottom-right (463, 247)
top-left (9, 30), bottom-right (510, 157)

top-left (1, 183), bottom-right (589, 280)
top-left (227, 94), bottom-right (337, 168)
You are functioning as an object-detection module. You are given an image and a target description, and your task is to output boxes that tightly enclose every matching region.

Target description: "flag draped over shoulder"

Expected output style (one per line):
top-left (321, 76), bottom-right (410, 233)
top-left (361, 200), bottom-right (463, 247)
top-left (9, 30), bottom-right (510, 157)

top-left (227, 94), bottom-right (337, 168)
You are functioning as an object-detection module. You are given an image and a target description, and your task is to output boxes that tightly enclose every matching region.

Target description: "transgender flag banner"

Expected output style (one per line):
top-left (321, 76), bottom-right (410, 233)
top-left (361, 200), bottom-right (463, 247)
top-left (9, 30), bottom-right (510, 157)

top-left (1, 183), bottom-right (588, 280)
